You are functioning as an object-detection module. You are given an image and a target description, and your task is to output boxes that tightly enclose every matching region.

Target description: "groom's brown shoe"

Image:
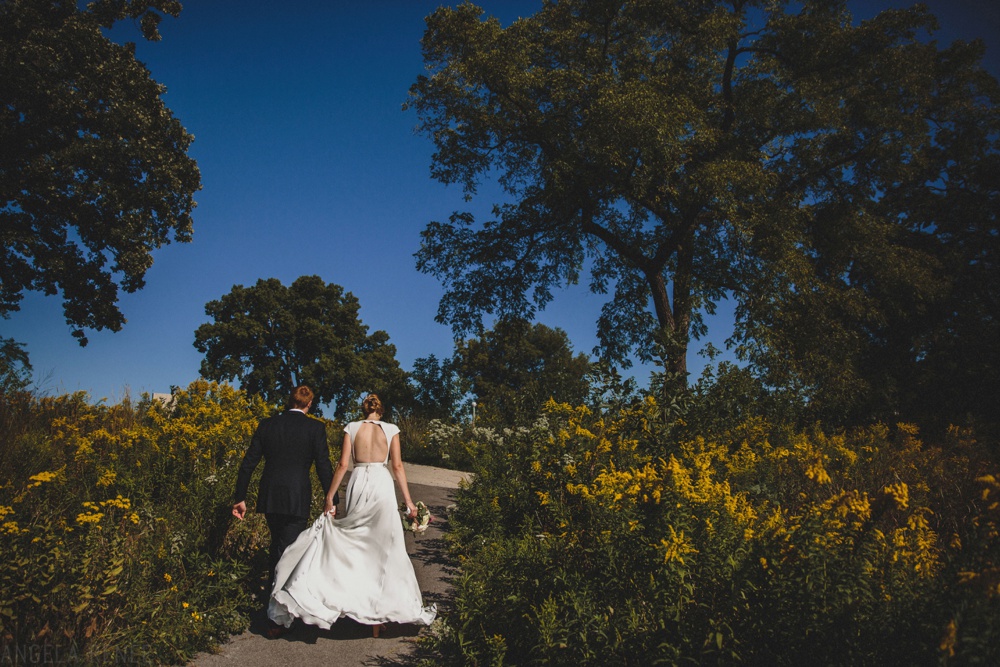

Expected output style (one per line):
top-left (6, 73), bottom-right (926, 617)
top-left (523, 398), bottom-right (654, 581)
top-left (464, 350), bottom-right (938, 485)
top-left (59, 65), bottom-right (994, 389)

top-left (265, 621), bottom-right (287, 639)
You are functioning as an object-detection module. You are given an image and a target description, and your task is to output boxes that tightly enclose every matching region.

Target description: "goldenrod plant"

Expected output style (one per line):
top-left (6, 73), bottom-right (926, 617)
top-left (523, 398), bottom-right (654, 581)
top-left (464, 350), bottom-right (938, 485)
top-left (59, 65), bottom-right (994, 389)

top-left (0, 382), bottom-right (282, 664)
top-left (420, 400), bottom-right (999, 665)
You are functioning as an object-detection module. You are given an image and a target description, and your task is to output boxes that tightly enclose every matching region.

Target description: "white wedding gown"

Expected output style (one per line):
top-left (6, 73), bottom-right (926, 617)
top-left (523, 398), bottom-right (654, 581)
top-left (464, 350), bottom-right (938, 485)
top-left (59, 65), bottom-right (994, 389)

top-left (268, 420), bottom-right (437, 628)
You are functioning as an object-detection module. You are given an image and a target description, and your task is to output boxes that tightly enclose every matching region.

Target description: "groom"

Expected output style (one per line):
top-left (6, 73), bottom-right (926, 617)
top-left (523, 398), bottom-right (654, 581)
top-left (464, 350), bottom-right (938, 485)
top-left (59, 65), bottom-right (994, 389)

top-left (232, 385), bottom-right (337, 611)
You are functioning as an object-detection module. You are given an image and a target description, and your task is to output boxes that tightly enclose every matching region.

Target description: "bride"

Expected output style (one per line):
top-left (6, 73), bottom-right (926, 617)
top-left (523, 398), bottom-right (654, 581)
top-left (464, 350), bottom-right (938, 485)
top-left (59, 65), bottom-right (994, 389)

top-left (268, 394), bottom-right (437, 636)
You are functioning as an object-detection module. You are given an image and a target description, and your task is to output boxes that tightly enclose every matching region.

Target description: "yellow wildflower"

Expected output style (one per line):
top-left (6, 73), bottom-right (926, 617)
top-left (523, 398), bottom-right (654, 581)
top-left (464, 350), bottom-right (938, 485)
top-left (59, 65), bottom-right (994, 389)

top-left (805, 460), bottom-right (831, 485)
top-left (100, 495), bottom-right (131, 510)
top-left (939, 619), bottom-right (957, 658)
top-left (96, 469), bottom-right (117, 488)
top-left (659, 525), bottom-right (698, 565)
top-left (27, 470), bottom-right (60, 489)
top-left (76, 511), bottom-right (103, 525)
top-left (883, 483), bottom-right (909, 510)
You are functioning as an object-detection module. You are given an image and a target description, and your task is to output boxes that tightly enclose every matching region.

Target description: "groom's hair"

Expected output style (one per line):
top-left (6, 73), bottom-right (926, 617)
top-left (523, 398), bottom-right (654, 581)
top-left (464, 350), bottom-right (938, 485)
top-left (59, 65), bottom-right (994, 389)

top-left (289, 385), bottom-right (314, 409)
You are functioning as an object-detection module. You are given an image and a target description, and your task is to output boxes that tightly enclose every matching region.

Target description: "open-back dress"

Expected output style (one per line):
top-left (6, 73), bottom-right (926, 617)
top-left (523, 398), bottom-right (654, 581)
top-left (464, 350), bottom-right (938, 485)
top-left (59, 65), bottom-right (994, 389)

top-left (268, 420), bottom-right (436, 629)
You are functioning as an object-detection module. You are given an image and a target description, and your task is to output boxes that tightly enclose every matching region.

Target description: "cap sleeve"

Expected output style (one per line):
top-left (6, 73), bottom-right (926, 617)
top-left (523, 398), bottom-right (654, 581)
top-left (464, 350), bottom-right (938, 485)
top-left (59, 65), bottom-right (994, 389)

top-left (384, 423), bottom-right (401, 441)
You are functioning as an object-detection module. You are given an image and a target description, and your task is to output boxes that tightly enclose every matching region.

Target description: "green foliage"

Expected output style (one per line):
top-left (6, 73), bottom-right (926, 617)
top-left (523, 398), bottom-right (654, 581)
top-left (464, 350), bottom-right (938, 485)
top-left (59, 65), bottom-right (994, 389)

top-left (684, 359), bottom-right (807, 437)
top-left (194, 275), bottom-right (411, 419)
top-left (421, 399), bottom-right (1000, 665)
top-left (408, 319), bottom-right (594, 428)
top-left (397, 414), bottom-right (486, 471)
top-left (0, 0), bottom-right (200, 344)
top-left (0, 381), bottom-right (279, 664)
top-left (583, 360), bottom-right (640, 415)
top-left (454, 318), bottom-right (592, 427)
top-left (407, 0), bottom-right (999, 427)
top-left (0, 337), bottom-right (31, 396)
top-left (721, 5), bottom-right (1000, 430)
top-left (409, 353), bottom-right (467, 421)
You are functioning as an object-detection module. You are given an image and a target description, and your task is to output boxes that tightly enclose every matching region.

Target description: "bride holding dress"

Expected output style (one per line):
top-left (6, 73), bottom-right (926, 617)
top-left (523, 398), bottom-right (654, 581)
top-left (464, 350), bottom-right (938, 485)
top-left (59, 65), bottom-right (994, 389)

top-left (268, 394), bottom-right (436, 635)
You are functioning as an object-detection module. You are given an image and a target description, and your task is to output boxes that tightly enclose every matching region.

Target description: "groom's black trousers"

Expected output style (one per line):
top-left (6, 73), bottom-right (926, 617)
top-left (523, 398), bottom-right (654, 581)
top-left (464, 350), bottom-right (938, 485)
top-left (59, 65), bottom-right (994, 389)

top-left (265, 513), bottom-right (307, 591)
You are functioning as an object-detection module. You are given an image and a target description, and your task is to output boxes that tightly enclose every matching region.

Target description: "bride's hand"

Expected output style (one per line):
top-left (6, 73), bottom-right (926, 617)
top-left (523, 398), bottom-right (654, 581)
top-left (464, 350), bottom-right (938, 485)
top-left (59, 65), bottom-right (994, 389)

top-left (406, 504), bottom-right (417, 519)
top-left (324, 499), bottom-right (336, 516)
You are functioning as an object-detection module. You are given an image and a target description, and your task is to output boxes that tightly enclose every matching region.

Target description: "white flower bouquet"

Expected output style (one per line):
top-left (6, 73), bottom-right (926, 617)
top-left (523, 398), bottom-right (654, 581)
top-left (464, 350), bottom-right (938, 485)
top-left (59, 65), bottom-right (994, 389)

top-left (400, 501), bottom-right (433, 533)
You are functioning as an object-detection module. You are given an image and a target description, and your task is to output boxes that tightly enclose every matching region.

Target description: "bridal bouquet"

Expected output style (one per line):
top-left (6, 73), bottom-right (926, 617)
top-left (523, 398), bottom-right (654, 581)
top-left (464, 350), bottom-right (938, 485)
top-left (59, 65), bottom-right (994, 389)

top-left (400, 501), bottom-right (433, 533)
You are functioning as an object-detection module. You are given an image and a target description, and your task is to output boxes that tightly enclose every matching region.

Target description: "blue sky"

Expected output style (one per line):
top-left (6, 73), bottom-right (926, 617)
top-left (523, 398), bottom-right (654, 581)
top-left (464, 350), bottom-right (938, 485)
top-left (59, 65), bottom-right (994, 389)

top-left (4, 0), bottom-right (998, 401)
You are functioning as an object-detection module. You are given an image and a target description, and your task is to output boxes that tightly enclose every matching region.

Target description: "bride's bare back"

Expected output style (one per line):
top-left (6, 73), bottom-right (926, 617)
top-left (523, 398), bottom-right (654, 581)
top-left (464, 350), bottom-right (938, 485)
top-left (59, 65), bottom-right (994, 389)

top-left (324, 396), bottom-right (417, 523)
top-left (352, 421), bottom-right (388, 463)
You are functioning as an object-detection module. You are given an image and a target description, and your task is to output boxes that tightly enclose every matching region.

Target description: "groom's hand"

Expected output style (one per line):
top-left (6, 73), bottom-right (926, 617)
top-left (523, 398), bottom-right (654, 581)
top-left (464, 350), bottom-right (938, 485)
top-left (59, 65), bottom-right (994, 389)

top-left (232, 501), bottom-right (246, 520)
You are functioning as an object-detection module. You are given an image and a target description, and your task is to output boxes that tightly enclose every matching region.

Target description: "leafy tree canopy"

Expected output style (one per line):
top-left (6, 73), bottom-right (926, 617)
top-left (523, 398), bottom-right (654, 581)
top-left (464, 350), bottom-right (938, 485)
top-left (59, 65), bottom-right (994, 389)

top-left (193, 276), bottom-right (410, 420)
top-left (1, 0), bottom-right (200, 344)
top-left (407, 0), bottom-right (999, 425)
top-left (408, 353), bottom-right (467, 421)
top-left (453, 318), bottom-right (592, 426)
top-left (0, 336), bottom-right (32, 395)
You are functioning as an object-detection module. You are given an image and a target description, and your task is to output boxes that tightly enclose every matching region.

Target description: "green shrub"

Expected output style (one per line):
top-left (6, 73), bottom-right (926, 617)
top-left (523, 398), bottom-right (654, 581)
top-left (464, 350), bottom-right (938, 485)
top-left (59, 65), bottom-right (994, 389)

top-left (0, 381), bottom-right (278, 664)
top-left (396, 413), bottom-right (479, 471)
top-left (422, 400), bottom-right (1000, 666)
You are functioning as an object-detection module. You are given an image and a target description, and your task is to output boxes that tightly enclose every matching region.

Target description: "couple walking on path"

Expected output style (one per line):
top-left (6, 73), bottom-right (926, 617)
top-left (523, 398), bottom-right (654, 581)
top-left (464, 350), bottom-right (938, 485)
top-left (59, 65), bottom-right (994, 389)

top-left (231, 386), bottom-right (436, 640)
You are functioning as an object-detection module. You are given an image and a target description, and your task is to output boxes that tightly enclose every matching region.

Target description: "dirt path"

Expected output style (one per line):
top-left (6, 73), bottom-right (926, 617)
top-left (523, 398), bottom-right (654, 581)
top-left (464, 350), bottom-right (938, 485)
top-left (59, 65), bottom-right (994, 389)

top-left (189, 464), bottom-right (470, 667)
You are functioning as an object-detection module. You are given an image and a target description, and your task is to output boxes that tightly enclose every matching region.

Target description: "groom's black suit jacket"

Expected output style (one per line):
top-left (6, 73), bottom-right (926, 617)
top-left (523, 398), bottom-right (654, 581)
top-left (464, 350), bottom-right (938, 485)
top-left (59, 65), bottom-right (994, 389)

top-left (234, 409), bottom-right (336, 518)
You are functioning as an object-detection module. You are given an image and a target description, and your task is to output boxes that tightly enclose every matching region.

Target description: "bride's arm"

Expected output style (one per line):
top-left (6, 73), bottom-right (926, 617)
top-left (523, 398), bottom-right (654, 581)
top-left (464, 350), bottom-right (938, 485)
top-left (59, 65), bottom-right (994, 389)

top-left (325, 432), bottom-right (352, 515)
top-left (388, 433), bottom-right (416, 517)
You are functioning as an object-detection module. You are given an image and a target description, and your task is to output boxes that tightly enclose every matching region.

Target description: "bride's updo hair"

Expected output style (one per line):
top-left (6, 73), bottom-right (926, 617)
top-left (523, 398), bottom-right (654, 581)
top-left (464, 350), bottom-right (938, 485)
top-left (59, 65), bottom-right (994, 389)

top-left (362, 393), bottom-right (383, 417)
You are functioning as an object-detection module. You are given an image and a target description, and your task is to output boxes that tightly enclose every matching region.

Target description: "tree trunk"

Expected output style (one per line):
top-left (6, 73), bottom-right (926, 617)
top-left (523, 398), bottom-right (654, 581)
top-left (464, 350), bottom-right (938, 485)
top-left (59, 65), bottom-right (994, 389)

top-left (672, 231), bottom-right (694, 385)
top-left (648, 271), bottom-right (689, 387)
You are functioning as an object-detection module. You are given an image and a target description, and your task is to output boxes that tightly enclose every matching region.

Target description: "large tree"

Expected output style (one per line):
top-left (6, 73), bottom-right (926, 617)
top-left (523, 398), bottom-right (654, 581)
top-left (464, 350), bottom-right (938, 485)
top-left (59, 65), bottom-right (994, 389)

top-left (454, 318), bottom-right (592, 425)
top-left (1, 0), bottom-right (200, 344)
top-left (408, 353), bottom-right (466, 421)
top-left (193, 276), bottom-right (410, 419)
top-left (406, 0), bottom-right (999, 419)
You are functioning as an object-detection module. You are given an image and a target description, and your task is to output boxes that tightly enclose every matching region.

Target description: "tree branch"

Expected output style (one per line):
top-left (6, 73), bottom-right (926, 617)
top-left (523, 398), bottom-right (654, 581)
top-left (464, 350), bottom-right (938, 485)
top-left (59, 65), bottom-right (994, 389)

top-left (579, 210), bottom-right (648, 270)
top-left (721, 37), bottom-right (738, 134)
